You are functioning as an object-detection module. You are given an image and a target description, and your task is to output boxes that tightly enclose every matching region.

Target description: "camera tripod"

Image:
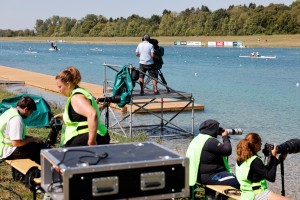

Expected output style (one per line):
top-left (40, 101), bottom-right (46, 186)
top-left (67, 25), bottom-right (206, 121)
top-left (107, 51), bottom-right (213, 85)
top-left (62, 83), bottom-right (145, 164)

top-left (279, 160), bottom-right (286, 196)
top-left (145, 69), bottom-right (170, 93)
top-left (263, 150), bottom-right (286, 196)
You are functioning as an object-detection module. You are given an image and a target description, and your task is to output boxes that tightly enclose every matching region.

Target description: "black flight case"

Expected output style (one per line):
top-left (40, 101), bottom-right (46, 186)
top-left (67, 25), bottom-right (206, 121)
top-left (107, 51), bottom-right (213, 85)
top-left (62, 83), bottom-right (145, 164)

top-left (41, 141), bottom-right (189, 200)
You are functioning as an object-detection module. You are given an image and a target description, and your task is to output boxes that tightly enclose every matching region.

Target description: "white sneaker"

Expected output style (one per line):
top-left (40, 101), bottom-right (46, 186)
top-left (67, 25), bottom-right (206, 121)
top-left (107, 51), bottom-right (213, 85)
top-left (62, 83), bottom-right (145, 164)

top-left (43, 193), bottom-right (51, 200)
top-left (35, 185), bottom-right (44, 194)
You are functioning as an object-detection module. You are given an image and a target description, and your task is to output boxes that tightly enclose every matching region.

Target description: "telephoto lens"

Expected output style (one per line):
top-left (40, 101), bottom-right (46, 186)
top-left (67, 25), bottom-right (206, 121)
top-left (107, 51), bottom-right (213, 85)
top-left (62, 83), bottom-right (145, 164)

top-left (263, 138), bottom-right (300, 156)
top-left (225, 128), bottom-right (243, 135)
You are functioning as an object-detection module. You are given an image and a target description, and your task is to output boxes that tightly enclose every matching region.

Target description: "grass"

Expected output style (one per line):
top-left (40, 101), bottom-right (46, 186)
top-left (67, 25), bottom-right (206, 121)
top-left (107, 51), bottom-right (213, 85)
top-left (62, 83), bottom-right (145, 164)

top-left (0, 89), bottom-right (228, 200)
top-left (0, 34), bottom-right (300, 47)
top-left (0, 87), bottom-right (150, 200)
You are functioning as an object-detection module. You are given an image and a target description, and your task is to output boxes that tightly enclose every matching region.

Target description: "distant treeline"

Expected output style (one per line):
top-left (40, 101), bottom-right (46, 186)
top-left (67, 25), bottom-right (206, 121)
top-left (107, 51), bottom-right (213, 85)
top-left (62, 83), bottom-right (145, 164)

top-left (1, 2), bottom-right (299, 37)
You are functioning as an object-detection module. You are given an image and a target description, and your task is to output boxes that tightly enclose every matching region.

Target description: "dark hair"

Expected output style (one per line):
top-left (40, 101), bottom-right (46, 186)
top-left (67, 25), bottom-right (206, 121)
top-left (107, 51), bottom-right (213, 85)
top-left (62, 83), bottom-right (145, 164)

top-left (55, 66), bottom-right (81, 86)
top-left (17, 96), bottom-right (37, 111)
top-left (149, 39), bottom-right (159, 50)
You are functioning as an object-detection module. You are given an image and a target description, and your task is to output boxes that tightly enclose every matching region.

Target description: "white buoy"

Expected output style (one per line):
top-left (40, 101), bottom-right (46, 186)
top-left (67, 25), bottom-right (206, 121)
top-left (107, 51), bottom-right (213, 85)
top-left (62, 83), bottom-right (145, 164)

top-left (195, 73), bottom-right (197, 76)
top-left (296, 83), bottom-right (299, 87)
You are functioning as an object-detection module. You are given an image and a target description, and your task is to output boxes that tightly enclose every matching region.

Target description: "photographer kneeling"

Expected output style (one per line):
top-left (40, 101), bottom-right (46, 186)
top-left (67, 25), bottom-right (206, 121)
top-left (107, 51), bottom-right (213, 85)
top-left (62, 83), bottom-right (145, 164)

top-left (236, 133), bottom-right (290, 200)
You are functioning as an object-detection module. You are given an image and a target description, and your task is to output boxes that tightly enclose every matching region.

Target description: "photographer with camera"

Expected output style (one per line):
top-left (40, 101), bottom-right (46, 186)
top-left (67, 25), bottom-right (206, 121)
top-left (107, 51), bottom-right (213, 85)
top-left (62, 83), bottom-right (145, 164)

top-left (186, 119), bottom-right (240, 200)
top-left (54, 66), bottom-right (110, 147)
top-left (236, 133), bottom-right (290, 200)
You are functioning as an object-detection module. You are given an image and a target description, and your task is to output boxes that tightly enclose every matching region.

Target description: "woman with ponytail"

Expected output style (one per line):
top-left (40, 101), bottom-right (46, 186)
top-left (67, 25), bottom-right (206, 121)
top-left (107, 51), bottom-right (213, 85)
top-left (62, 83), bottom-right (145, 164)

top-left (236, 133), bottom-right (290, 200)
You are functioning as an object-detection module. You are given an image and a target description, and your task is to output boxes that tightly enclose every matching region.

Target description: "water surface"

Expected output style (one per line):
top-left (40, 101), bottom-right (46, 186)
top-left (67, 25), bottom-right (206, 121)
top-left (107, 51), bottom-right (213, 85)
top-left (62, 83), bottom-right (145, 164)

top-left (1, 41), bottom-right (299, 198)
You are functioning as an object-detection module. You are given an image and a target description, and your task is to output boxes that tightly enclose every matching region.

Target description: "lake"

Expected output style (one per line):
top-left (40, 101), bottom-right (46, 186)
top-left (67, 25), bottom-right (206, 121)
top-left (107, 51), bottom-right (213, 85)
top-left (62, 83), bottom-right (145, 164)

top-left (0, 41), bottom-right (299, 199)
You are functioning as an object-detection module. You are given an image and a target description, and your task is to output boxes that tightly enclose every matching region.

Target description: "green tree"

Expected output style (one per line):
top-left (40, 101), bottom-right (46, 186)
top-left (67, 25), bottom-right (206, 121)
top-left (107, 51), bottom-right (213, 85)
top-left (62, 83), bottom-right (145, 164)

top-left (159, 12), bottom-right (177, 36)
top-left (80, 14), bottom-right (99, 35)
top-left (35, 19), bottom-right (47, 36)
top-left (1, 2), bottom-right (300, 37)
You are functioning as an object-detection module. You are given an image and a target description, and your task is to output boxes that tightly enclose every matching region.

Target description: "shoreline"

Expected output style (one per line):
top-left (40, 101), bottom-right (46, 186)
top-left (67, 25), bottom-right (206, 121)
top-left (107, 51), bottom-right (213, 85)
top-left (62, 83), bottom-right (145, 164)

top-left (1, 34), bottom-right (300, 47)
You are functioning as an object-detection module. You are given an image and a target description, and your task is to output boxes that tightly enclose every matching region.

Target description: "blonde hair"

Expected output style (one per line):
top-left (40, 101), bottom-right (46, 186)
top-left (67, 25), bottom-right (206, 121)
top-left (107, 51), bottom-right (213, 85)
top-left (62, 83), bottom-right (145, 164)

top-left (55, 66), bottom-right (81, 86)
top-left (237, 133), bottom-right (261, 162)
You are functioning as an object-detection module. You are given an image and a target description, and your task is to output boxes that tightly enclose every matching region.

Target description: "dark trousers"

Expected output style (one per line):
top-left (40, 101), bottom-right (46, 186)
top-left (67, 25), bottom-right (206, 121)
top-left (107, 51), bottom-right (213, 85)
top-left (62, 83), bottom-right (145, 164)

top-left (65, 132), bottom-right (110, 147)
top-left (6, 142), bottom-right (48, 164)
top-left (203, 171), bottom-right (240, 199)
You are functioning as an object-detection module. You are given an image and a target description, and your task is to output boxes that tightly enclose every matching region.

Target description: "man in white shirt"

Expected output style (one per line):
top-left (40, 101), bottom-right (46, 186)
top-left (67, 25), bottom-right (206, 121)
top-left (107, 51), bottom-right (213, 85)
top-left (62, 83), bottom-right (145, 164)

top-left (136, 34), bottom-right (159, 95)
top-left (0, 96), bottom-right (47, 164)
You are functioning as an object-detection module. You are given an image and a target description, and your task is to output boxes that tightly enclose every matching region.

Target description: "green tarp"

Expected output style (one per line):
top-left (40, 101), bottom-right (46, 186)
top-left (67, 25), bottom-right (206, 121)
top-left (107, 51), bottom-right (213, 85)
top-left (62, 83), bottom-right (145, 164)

top-left (0, 94), bottom-right (53, 128)
top-left (112, 65), bottom-right (134, 107)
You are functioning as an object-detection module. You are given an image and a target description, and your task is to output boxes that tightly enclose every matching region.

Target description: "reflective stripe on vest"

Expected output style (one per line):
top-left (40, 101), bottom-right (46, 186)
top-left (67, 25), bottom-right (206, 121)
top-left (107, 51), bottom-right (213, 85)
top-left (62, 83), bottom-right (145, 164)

top-left (62, 88), bottom-right (107, 144)
top-left (236, 155), bottom-right (268, 200)
top-left (0, 108), bottom-right (26, 156)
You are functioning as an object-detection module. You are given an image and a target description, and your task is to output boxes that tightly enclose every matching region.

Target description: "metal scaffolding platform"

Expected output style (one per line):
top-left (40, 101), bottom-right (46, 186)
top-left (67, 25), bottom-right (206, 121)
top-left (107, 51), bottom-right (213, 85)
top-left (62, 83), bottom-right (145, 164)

top-left (102, 63), bottom-right (197, 138)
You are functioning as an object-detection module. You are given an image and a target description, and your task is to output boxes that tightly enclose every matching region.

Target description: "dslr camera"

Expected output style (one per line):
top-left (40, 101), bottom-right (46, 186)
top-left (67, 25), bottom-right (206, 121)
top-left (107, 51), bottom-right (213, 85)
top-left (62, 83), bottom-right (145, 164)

top-left (263, 138), bottom-right (300, 156)
top-left (45, 118), bottom-right (62, 147)
top-left (219, 127), bottom-right (243, 135)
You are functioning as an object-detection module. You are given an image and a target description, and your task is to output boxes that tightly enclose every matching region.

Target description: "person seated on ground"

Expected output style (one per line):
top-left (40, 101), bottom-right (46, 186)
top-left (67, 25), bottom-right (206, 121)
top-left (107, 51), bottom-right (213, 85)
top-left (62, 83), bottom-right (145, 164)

top-left (186, 119), bottom-right (240, 200)
top-left (0, 96), bottom-right (48, 164)
top-left (136, 34), bottom-right (159, 95)
top-left (54, 66), bottom-right (110, 147)
top-left (236, 133), bottom-right (290, 200)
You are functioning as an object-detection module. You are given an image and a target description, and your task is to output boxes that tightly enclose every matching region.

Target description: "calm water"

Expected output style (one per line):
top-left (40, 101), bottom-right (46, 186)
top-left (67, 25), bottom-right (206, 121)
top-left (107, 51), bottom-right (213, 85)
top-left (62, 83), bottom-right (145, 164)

top-left (0, 41), bottom-right (299, 198)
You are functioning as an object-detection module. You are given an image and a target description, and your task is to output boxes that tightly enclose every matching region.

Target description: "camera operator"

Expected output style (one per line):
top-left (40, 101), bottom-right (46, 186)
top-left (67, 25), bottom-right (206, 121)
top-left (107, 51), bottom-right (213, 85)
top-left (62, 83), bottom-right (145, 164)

top-left (136, 34), bottom-right (160, 95)
top-left (236, 133), bottom-right (290, 200)
top-left (186, 119), bottom-right (240, 200)
top-left (150, 39), bottom-right (164, 70)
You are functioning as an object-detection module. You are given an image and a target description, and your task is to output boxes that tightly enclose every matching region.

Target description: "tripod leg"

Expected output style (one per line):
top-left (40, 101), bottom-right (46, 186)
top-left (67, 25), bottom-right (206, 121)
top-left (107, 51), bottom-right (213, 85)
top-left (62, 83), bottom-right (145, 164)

top-left (280, 160), bottom-right (285, 196)
top-left (105, 106), bottom-right (109, 128)
top-left (158, 70), bottom-right (170, 92)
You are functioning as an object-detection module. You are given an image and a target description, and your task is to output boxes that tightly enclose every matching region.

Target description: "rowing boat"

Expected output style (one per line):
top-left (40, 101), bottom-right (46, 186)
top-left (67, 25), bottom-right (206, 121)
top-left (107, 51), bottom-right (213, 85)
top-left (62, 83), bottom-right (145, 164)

top-left (239, 55), bottom-right (276, 59)
top-left (24, 50), bottom-right (37, 54)
top-left (49, 48), bottom-right (60, 51)
top-left (90, 48), bottom-right (102, 51)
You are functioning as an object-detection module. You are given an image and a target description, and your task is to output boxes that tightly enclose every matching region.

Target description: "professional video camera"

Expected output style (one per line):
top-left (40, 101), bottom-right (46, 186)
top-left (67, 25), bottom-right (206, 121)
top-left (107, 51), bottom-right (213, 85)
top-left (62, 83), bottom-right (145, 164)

top-left (263, 138), bottom-right (300, 156)
top-left (45, 118), bottom-right (62, 147)
top-left (219, 127), bottom-right (243, 135)
top-left (97, 96), bottom-right (121, 104)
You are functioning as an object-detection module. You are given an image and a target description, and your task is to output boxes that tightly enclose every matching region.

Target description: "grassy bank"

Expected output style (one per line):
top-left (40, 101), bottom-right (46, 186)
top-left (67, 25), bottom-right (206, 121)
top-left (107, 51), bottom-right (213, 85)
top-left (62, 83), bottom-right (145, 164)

top-left (0, 88), bottom-right (149, 200)
top-left (0, 34), bottom-right (300, 47)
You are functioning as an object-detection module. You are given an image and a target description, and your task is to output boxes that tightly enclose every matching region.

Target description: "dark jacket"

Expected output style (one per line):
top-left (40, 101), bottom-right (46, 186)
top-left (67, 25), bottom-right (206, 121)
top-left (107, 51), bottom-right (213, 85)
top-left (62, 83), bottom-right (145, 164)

top-left (237, 155), bottom-right (279, 183)
top-left (198, 119), bottom-right (232, 183)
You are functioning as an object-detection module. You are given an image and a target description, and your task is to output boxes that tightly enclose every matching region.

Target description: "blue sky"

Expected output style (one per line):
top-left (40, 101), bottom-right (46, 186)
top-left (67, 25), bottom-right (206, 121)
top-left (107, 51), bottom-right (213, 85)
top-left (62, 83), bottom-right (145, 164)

top-left (0, 0), bottom-right (295, 30)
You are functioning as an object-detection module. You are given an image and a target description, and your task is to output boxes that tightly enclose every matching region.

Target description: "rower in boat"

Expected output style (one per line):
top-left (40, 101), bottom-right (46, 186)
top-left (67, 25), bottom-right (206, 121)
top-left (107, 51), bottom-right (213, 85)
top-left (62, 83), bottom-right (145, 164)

top-left (49, 42), bottom-right (59, 51)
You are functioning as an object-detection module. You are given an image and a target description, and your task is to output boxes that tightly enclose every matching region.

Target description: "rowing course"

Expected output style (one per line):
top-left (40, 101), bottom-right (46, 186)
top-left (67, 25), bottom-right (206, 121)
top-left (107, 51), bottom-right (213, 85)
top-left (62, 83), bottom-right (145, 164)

top-left (0, 65), bottom-right (204, 112)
